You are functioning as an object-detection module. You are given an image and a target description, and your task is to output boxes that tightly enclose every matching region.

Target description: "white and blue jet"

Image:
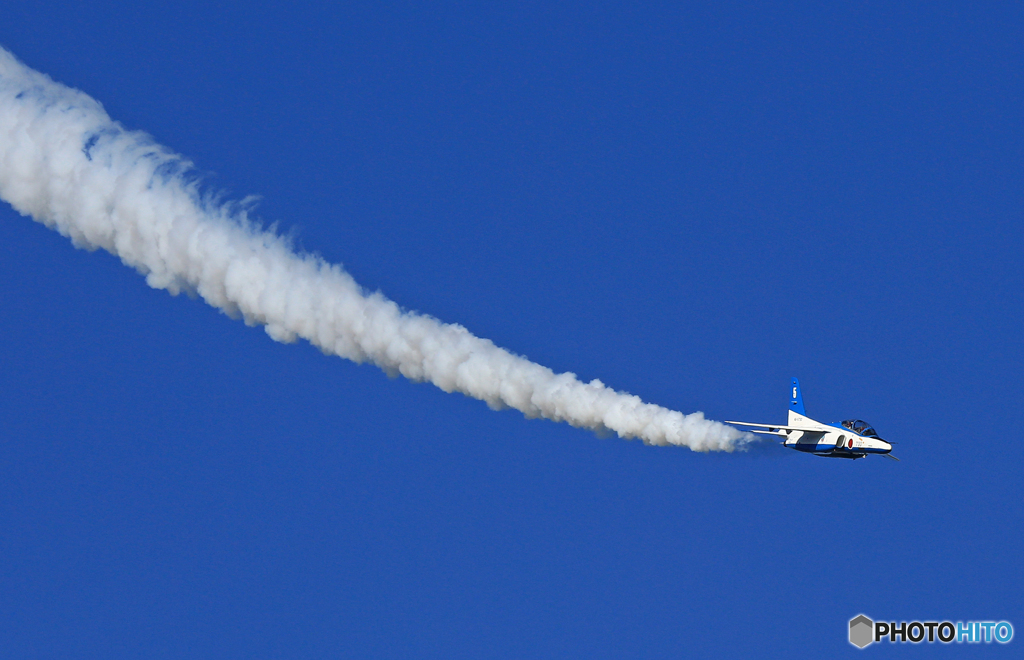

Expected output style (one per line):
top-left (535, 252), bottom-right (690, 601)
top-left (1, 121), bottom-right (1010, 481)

top-left (727, 378), bottom-right (898, 460)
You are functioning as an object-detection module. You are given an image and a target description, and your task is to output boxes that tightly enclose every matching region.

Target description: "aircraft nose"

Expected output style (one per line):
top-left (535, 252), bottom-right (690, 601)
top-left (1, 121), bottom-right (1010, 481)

top-left (881, 440), bottom-right (892, 453)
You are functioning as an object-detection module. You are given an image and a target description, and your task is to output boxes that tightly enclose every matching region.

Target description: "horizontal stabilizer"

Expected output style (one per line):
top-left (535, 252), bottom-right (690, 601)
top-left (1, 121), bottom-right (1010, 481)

top-left (883, 453), bottom-right (900, 461)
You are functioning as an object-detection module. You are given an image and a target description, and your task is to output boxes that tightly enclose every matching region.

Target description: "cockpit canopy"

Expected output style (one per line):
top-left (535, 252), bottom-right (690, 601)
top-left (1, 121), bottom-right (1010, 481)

top-left (842, 419), bottom-right (879, 437)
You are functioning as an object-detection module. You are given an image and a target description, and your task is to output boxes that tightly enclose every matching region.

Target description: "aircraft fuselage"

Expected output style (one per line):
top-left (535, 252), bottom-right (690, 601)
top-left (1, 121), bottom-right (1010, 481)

top-left (781, 417), bottom-right (892, 460)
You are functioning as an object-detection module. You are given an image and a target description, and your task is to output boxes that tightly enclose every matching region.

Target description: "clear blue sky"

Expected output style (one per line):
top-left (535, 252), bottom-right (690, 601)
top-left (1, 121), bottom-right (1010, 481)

top-left (2, 2), bottom-right (1021, 657)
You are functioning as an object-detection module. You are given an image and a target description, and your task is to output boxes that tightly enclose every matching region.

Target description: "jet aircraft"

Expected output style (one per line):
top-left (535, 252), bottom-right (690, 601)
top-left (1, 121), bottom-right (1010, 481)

top-left (727, 378), bottom-right (898, 460)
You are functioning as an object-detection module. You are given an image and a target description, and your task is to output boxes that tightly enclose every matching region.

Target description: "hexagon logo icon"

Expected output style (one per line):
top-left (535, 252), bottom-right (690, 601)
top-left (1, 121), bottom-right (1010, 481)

top-left (849, 614), bottom-right (874, 648)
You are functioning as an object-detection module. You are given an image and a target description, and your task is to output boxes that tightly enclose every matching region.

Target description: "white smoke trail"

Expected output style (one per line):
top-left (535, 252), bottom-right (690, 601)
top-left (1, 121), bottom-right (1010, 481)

top-left (0, 47), bottom-right (751, 452)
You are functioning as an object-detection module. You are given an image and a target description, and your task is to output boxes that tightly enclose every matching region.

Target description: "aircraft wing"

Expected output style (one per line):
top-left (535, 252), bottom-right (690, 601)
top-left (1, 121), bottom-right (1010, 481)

top-left (725, 421), bottom-right (831, 433)
top-left (747, 428), bottom-right (787, 436)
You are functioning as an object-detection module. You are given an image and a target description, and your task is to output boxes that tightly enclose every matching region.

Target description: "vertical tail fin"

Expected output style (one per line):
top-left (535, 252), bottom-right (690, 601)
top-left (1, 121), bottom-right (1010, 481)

top-left (790, 377), bottom-right (806, 414)
top-left (789, 377), bottom-right (807, 425)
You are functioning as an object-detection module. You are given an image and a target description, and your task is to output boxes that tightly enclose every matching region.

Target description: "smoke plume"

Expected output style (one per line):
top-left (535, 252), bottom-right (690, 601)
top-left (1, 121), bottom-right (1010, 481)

top-left (0, 47), bottom-right (751, 451)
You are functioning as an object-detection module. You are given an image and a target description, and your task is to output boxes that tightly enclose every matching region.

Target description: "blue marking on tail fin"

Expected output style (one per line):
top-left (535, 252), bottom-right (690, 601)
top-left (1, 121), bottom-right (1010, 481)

top-left (790, 377), bottom-right (806, 415)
